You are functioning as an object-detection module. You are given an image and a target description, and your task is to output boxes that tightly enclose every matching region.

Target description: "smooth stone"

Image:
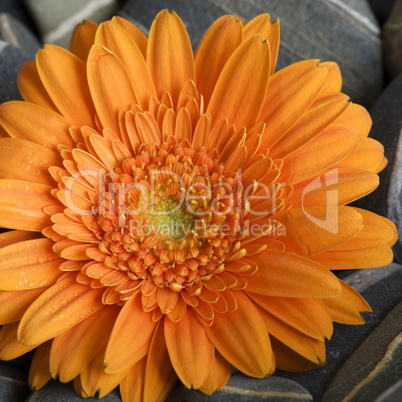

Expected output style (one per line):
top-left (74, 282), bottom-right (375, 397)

top-left (166, 375), bottom-right (312, 401)
top-left (0, 362), bottom-right (31, 402)
top-left (273, 263), bottom-right (402, 400)
top-left (26, 380), bottom-right (121, 401)
top-left (120, 0), bottom-right (384, 108)
top-left (0, 41), bottom-right (34, 103)
top-left (0, 0), bottom-right (37, 33)
top-left (353, 73), bottom-right (402, 263)
top-left (368, 0), bottom-right (398, 24)
top-left (376, 378), bottom-right (402, 402)
top-left (322, 301), bottom-right (402, 401)
top-left (23, 0), bottom-right (118, 49)
top-left (0, 13), bottom-right (41, 53)
top-left (384, 0), bottom-right (402, 78)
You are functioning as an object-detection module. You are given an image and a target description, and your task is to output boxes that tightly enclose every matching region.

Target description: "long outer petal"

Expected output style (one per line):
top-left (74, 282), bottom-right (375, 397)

top-left (205, 290), bottom-right (275, 377)
top-left (198, 351), bottom-right (231, 395)
top-left (246, 251), bottom-right (341, 298)
top-left (0, 180), bottom-right (59, 232)
top-left (29, 341), bottom-right (52, 391)
top-left (147, 10), bottom-right (195, 107)
top-left (36, 45), bottom-right (96, 127)
top-left (104, 290), bottom-right (156, 374)
top-left (207, 34), bottom-right (270, 129)
top-left (17, 61), bottom-right (58, 111)
top-left (0, 101), bottom-right (75, 150)
top-left (95, 21), bottom-right (156, 109)
top-left (258, 60), bottom-right (328, 149)
top-left (112, 16), bottom-right (147, 58)
top-left (18, 273), bottom-right (104, 345)
top-left (165, 309), bottom-right (214, 388)
top-left (69, 19), bottom-right (98, 62)
top-left (87, 44), bottom-right (139, 135)
top-left (195, 15), bottom-right (244, 107)
top-left (274, 207), bottom-right (363, 256)
top-left (0, 138), bottom-right (62, 185)
top-left (244, 14), bottom-right (279, 75)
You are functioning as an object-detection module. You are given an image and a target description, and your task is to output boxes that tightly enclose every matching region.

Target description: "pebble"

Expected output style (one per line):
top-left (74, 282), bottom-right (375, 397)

top-left (383, 0), bottom-right (402, 78)
top-left (166, 374), bottom-right (312, 401)
top-left (0, 0), bottom-right (37, 33)
top-left (322, 300), bottom-right (402, 401)
top-left (376, 378), bottom-right (402, 402)
top-left (274, 263), bottom-right (402, 400)
top-left (0, 362), bottom-right (31, 402)
top-left (23, 0), bottom-right (118, 48)
top-left (354, 73), bottom-right (402, 263)
top-left (0, 13), bottom-right (41, 54)
top-left (0, 41), bottom-right (34, 103)
top-left (26, 379), bottom-right (121, 401)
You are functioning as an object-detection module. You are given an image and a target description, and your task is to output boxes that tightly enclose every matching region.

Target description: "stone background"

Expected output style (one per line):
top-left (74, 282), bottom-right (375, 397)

top-left (0, 0), bottom-right (402, 401)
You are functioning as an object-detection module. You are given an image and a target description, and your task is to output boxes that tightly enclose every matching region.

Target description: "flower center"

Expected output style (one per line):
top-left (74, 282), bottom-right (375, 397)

top-left (148, 196), bottom-right (196, 241)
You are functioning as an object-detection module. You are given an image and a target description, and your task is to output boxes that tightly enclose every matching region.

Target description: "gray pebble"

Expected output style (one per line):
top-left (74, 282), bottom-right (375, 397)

top-left (0, 13), bottom-right (41, 53)
top-left (383, 0), bottom-right (402, 78)
top-left (23, 0), bottom-right (118, 48)
top-left (0, 362), bottom-right (31, 402)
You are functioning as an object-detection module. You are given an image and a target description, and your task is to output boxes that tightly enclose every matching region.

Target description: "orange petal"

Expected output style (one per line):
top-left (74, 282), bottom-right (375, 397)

top-left (17, 61), bottom-right (58, 111)
top-left (69, 19), bottom-right (97, 62)
top-left (207, 34), bottom-right (270, 129)
top-left (18, 273), bottom-right (104, 346)
top-left (80, 346), bottom-right (129, 398)
top-left (0, 101), bottom-right (75, 150)
top-left (323, 280), bottom-right (371, 324)
top-left (87, 44), bottom-right (139, 135)
top-left (274, 207), bottom-right (363, 256)
top-left (175, 107), bottom-right (192, 141)
top-left (0, 238), bottom-right (63, 290)
top-left (205, 290), bottom-right (274, 377)
top-left (50, 306), bottom-right (119, 382)
top-left (112, 16), bottom-right (147, 58)
top-left (247, 293), bottom-right (333, 340)
top-left (0, 288), bottom-right (46, 324)
top-left (198, 351), bottom-right (231, 395)
top-left (95, 21), bottom-right (156, 109)
top-left (337, 137), bottom-right (385, 172)
top-left (0, 229), bottom-right (42, 248)
top-left (165, 309), bottom-right (214, 388)
top-left (0, 322), bottom-right (37, 360)
top-left (246, 251), bottom-right (341, 298)
top-left (334, 103), bottom-right (372, 137)
top-left (312, 244), bottom-right (394, 269)
top-left (147, 10), bottom-right (195, 107)
top-left (192, 113), bottom-right (210, 149)
top-left (269, 93), bottom-right (350, 159)
top-left (335, 208), bottom-right (397, 250)
top-left (195, 15), bottom-right (244, 106)
top-left (319, 62), bottom-right (342, 93)
top-left (0, 180), bottom-right (59, 232)
top-left (105, 290), bottom-right (156, 374)
top-left (270, 335), bottom-right (325, 372)
top-left (119, 357), bottom-right (147, 402)
top-left (0, 138), bottom-right (62, 185)
top-left (289, 168), bottom-right (379, 208)
top-left (36, 45), bottom-right (96, 127)
top-left (279, 125), bottom-right (361, 185)
top-left (258, 60), bottom-right (328, 148)
top-left (29, 341), bottom-right (52, 391)
top-left (244, 14), bottom-right (279, 75)
top-left (144, 320), bottom-right (178, 400)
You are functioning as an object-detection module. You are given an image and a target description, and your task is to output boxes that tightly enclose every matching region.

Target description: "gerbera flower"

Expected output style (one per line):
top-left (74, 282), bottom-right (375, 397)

top-left (0, 10), bottom-right (397, 401)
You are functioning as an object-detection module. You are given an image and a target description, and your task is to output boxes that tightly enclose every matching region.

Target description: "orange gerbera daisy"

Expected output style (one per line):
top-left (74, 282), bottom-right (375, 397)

top-left (0, 10), bottom-right (397, 402)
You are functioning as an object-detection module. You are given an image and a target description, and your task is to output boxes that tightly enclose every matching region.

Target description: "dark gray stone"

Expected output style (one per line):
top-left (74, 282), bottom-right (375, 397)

top-left (368, 0), bottom-right (397, 24)
top-left (0, 13), bottom-right (41, 53)
top-left (26, 380), bottom-right (121, 401)
top-left (384, 0), bottom-right (402, 79)
top-left (0, 0), bottom-right (37, 33)
top-left (273, 263), bottom-right (402, 400)
top-left (322, 301), bottom-right (402, 401)
top-left (353, 73), bottom-right (402, 263)
top-left (376, 378), bottom-right (402, 402)
top-left (0, 41), bottom-right (33, 103)
top-left (0, 362), bottom-right (30, 402)
top-left (121, 0), bottom-right (383, 108)
top-left (23, 0), bottom-right (118, 49)
top-left (166, 375), bottom-right (312, 401)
